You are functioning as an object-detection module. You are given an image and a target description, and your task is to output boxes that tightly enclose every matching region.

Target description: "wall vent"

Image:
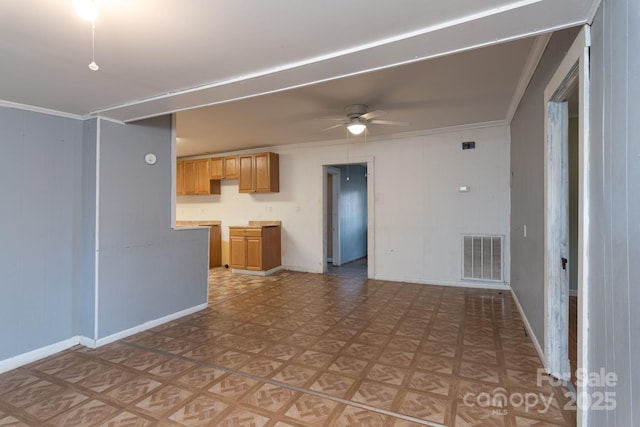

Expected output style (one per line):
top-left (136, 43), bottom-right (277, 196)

top-left (462, 234), bottom-right (503, 282)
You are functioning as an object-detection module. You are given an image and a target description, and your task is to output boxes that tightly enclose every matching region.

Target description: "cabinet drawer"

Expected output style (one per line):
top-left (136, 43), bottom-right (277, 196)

top-left (229, 228), bottom-right (262, 238)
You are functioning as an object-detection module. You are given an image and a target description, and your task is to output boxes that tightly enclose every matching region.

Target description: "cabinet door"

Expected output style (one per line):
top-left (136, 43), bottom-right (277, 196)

top-left (209, 157), bottom-right (224, 180)
top-left (238, 155), bottom-right (254, 193)
top-left (195, 159), bottom-right (211, 194)
top-left (209, 225), bottom-right (222, 268)
top-left (224, 156), bottom-right (238, 179)
top-left (176, 161), bottom-right (185, 195)
top-left (183, 160), bottom-right (197, 195)
top-left (245, 237), bottom-right (263, 270)
top-left (255, 152), bottom-right (279, 193)
top-left (229, 236), bottom-right (246, 269)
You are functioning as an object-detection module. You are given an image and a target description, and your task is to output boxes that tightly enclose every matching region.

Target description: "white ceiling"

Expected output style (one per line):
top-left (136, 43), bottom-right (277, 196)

top-left (0, 0), bottom-right (597, 156)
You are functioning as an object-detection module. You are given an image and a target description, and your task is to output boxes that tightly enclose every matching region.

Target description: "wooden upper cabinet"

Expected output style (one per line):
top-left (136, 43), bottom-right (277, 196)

top-left (183, 160), bottom-right (197, 195)
top-left (238, 155), bottom-right (255, 193)
top-left (239, 152), bottom-right (279, 193)
top-left (254, 152), bottom-right (279, 193)
top-left (179, 159), bottom-right (220, 195)
top-left (195, 159), bottom-right (211, 194)
top-left (176, 161), bottom-right (185, 195)
top-left (177, 152), bottom-right (275, 195)
top-left (209, 157), bottom-right (224, 180)
top-left (224, 156), bottom-right (238, 179)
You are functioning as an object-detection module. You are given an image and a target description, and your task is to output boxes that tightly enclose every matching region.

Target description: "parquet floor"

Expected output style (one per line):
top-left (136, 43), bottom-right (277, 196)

top-left (0, 263), bottom-right (576, 426)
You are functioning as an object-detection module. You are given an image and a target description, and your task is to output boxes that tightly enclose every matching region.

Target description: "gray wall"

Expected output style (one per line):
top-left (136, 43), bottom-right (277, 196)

top-left (95, 117), bottom-right (209, 339)
top-left (338, 164), bottom-right (367, 264)
top-left (0, 107), bottom-right (83, 359)
top-left (587, 1), bottom-right (639, 424)
top-left (0, 109), bottom-right (210, 363)
top-left (509, 28), bottom-right (579, 344)
top-left (80, 119), bottom-right (97, 338)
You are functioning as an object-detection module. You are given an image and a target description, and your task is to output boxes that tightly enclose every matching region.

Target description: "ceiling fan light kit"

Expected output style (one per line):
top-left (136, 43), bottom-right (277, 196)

top-left (347, 118), bottom-right (367, 135)
top-left (323, 103), bottom-right (407, 136)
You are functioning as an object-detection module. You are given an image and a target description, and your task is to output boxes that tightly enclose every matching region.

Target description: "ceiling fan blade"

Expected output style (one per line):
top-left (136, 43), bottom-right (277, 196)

top-left (370, 119), bottom-right (408, 126)
top-left (317, 116), bottom-right (347, 121)
top-left (323, 123), bottom-right (346, 131)
top-left (360, 110), bottom-right (386, 120)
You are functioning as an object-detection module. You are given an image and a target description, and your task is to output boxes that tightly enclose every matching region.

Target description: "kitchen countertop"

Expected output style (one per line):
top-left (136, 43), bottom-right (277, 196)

top-left (229, 221), bottom-right (281, 229)
top-left (175, 220), bottom-right (221, 229)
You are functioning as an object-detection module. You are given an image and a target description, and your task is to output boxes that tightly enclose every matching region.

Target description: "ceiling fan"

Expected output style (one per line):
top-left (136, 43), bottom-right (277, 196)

top-left (323, 104), bottom-right (408, 135)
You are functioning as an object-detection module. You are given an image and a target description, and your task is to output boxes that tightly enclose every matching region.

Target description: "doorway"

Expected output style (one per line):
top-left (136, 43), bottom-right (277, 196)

top-left (543, 26), bottom-right (590, 425)
top-left (323, 163), bottom-right (369, 274)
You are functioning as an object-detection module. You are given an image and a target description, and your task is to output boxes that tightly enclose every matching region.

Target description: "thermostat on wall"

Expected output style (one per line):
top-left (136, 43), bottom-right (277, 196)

top-left (144, 153), bottom-right (157, 165)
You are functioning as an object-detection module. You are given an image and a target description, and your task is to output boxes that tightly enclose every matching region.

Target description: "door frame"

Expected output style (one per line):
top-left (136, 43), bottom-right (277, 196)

top-left (543, 25), bottom-right (590, 426)
top-left (325, 166), bottom-right (341, 266)
top-left (322, 157), bottom-right (374, 277)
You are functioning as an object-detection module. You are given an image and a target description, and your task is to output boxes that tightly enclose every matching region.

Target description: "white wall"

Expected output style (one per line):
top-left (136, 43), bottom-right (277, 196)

top-left (177, 122), bottom-right (511, 288)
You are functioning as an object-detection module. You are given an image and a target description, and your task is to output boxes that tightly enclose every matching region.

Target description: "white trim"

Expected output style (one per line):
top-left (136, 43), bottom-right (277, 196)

top-left (543, 25), bottom-right (590, 427)
top-left (510, 288), bottom-right (546, 363)
top-left (88, 115), bottom-right (125, 125)
top-left (0, 100), bottom-right (83, 120)
top-left (94, 118), bottom-right (101, 340)
top-left (366, 158), bottom-right (375, 280)
top-left (576, 25), bottom-right (591, 427)
top-left (230, 266), bottom-right (283, 276)
top-left (506, 33), bottom-right (553, 123)
top-left (371, 275), bottom-right (510, 291)
top-left (323, 166), bottom-right (341, 270)
top-left (171, 114), bottom-right (177, 228)
top-left (0, 303), bottom-right (208, 373)
top-left (80, 303), bottom-right (208, 349)
top-left (92, 0), bottom-right (546, 121)
top-left (99, 18), bottom-right (587, 124)
top-left (585, 0), bottom-right (602, 24)
top-left (0, 337), bottom-right (80, 374)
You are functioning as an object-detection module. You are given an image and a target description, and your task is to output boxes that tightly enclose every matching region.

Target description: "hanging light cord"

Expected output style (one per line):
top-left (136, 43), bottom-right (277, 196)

top-left (88, 22), bottom-right (99, 71)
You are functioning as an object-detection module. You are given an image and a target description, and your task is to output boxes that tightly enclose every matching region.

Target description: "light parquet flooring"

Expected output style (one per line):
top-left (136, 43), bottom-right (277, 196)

top-left (0, 265), bottom-right (576, 426)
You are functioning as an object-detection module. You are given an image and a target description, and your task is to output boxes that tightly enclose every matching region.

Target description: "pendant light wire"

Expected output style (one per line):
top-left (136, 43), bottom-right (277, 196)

top-left (88, 22), bottom-right (99, 71)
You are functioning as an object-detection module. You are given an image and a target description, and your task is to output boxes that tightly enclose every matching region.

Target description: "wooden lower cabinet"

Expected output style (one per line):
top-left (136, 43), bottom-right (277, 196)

top-left (207, 224), bottom-right (222, 268)
top-left (229, 224), bottom-right (281, 273)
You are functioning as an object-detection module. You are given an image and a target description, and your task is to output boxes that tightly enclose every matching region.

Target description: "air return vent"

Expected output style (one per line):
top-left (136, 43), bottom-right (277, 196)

top-left (462, 235), bottom-right (503, 282)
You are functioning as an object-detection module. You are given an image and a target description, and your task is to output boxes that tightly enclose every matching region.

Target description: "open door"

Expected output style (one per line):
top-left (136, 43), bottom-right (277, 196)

top-left (544, 25), bottom-right (590, 427)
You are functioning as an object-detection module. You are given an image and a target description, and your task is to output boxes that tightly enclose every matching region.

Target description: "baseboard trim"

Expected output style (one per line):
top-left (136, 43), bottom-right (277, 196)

top-left (81, 303), bottom-right (209, 349)
top-left (0, 336), bottom-right (80, 374)
top-left (371, 275), bottom-right (510, 290)
top-left (0, 303), bottom-right (209, 373)
top-left (509, 288), bottom-right (546, 365)
top-left (231, 266), bottom-right (282, 276)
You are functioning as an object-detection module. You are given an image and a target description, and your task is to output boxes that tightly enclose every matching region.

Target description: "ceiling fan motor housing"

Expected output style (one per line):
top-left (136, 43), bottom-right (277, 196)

top-left (345, 104), bottom-right (368, 118)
